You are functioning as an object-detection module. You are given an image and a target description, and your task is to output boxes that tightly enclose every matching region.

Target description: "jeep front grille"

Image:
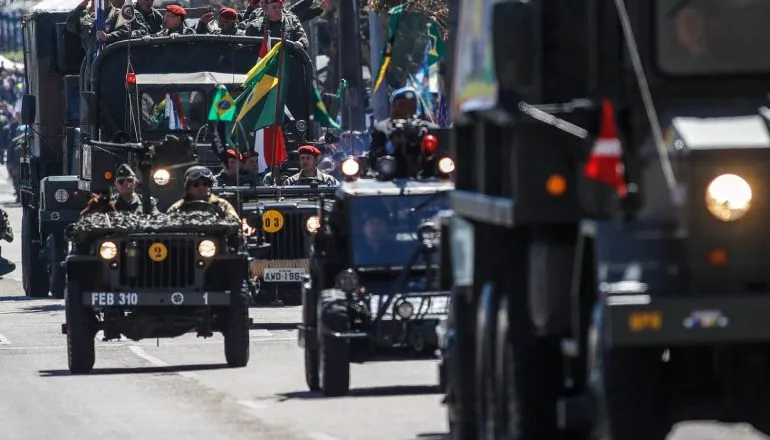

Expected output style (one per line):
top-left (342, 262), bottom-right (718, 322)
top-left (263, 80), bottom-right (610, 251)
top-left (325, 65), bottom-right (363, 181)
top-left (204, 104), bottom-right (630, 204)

top-left (118, 238), bottom-right (196, 289)
top-left (263, 211), bottom-right (310, 259)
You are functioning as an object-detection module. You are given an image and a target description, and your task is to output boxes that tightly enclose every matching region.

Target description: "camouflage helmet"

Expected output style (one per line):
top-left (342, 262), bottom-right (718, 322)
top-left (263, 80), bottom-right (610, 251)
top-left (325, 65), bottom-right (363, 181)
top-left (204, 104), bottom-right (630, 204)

top-left (183, 165), bottom-right (214, 187)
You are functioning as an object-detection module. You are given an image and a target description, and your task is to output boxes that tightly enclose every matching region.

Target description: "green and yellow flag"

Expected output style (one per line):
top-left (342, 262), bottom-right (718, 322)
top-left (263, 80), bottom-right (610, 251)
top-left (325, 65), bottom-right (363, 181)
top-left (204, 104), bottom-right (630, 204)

top-left (426, 19), bottom-right (445, 66)
top-left (208, 85), bottom-right (236, 122)
top-left (313, 85), bottom-right (340, 130)
top-left (373, 4), bottom-right (404, 92)
top-left (231, 41), bottom-right (288, 133)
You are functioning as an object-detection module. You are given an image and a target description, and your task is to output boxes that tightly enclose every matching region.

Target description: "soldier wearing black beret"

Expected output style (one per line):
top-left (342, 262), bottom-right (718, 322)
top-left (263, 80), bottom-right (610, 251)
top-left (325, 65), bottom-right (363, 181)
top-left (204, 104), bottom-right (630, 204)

top-left (111, 163), bottom-right (160, 215)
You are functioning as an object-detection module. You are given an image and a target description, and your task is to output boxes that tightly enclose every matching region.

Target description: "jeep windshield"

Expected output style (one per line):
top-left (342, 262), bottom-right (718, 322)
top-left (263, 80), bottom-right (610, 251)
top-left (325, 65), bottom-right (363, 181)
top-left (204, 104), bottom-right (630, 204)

top-left (656, 0), bottom-right (770, 75)
top-left (138, 72), bottom-right (244, 133)
top-left (350, 192), bottom-right (450, 268)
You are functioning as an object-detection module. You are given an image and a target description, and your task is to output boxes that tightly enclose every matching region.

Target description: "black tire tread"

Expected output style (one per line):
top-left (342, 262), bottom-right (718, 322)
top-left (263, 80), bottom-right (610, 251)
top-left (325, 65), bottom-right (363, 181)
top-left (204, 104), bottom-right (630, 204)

top-left (224, 279), bottom-right (250, 368)
top-left (66, 277), bottom-right (95, 374)
top-left (318, 289), bottom-right (350, 397)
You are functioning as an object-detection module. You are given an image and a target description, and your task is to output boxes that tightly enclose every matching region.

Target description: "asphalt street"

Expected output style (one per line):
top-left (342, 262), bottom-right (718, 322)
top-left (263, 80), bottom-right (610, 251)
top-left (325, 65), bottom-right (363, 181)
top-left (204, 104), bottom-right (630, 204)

top-left (0, 166), bottom-right (767, 440)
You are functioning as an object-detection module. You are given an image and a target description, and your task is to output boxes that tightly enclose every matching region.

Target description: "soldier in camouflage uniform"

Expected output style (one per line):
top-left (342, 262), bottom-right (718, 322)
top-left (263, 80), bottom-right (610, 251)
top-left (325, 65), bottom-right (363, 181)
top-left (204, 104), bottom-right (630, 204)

top-left (128, 0), bottom-right (164, 38)
top-left (66, 0), bottom-right (98, 61)
top-left (167, 166), bottom-right (239, 220)
top-left (214, 149), bottom-right (242, 187)
top-left (284, 145), bottom-right (339, 186)
top-left (196, 7), bottom-right (243, 35)
top-left (96, 0), bottom-right (146, 44)
top-left (238, 0), bottom-right (330, 25)
top-left (142, 4), bottom-right (196, 38)
top-left (243, 0), bottom-right (309, 52)
top-left (111, 164), bottom-right (160, 214)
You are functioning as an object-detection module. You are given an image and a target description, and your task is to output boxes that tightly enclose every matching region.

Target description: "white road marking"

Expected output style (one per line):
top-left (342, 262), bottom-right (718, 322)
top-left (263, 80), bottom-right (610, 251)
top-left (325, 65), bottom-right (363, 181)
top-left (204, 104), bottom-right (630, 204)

top-left (307, 433), bottom-right (342, 440)
top-left (128, 345), bottom-right (198, 380)
top-left (238, 400), bottom-right (267, 411)
top-left (0, 334), bottom-right (9, 344)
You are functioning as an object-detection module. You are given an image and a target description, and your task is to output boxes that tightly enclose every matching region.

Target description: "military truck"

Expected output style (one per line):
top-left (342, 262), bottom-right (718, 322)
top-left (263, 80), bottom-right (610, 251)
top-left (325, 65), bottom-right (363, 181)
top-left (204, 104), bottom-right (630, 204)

top-left (439, 0), bottom-right (770, 439)
top-left (299, 119), bottom-right (455, 396)
top-left (20, 4), bottom-right (91, 298)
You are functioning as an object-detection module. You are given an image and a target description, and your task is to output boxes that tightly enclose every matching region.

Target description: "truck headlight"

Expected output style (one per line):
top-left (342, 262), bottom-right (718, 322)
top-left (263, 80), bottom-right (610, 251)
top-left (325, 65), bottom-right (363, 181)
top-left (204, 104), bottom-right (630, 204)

top-left (705, 173), bottom-right (752, 222)
top-left (198, 239), bottom-right (217, 257)
top-left (99, 241), bottom-right (118, 260)
top-left (153, 169), bottom-right (171, 186)
top-left (437, 157), bottom-right (455, 174)
top-left (341, 158), bottom-right (360, 177)
top-left (305, 215), bottom-right (320, 234)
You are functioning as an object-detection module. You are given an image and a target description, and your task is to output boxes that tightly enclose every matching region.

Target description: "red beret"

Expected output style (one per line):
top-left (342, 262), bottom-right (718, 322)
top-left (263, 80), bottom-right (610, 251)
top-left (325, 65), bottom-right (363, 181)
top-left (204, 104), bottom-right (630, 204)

top-left (219, 7), bottom-right (237, 19)
top-left (225, 149), bottom-right (241, 160)
top-left (241, 150), bottom-right (259, 160)
top-left (166, 4), bottom-right (186, 16)
top-left (298, 145), bottom-right (321, 157)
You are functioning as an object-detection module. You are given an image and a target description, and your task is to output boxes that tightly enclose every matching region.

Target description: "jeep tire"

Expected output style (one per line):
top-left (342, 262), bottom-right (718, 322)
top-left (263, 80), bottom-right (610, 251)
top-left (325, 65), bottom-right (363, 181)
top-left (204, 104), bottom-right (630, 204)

top-left (66, 277), bottom-right (95, 374)
top-left (224, 279), bottom-right (250, 368)
top-left (318, 289), bottom-right (350, 396)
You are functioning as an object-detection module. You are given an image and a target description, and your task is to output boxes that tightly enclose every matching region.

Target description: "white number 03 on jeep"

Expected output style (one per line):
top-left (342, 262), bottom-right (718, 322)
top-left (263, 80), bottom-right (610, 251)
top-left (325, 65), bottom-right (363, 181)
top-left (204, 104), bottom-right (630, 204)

top-left (89, 292), bottom-right (139, 306)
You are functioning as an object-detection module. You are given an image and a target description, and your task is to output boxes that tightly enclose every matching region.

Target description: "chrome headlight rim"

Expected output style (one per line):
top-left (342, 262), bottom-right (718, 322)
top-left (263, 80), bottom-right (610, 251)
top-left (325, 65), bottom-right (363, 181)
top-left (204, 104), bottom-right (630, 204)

top-left (394, 299), bottom-right (414, 320)
top-left (197, 239), bottom-right (217, 258)
top-left (705, 173), bottom-right (752, 222)
top-left (98, 241), bottom-right (118, 260)
top-left (54, 188), bottom-right (69, 203)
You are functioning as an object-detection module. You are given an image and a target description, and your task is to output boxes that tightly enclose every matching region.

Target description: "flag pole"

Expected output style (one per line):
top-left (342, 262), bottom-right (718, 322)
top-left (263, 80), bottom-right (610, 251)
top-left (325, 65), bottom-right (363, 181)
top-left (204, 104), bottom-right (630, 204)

top-left (270, 28), bottom-right (287, 183)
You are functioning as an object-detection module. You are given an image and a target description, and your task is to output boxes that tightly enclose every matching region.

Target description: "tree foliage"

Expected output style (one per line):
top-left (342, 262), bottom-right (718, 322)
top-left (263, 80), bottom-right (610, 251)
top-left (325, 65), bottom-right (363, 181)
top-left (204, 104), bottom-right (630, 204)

top-left (366, 0), bottom-right (449, 32)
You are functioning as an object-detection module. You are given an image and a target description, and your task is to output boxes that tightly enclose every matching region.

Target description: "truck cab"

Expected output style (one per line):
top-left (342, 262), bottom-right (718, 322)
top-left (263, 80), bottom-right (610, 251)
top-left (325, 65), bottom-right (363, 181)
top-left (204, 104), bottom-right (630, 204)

top-left (441, 0), bottom-right (770, 438)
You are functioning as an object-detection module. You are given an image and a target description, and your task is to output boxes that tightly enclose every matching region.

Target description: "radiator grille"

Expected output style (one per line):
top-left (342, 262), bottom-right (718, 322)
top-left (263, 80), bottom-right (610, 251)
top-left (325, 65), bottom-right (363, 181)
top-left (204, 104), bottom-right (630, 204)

top-left (263, 210), bottom-right (311, 259)
top-left (118, 237), bottom-right (197, 289)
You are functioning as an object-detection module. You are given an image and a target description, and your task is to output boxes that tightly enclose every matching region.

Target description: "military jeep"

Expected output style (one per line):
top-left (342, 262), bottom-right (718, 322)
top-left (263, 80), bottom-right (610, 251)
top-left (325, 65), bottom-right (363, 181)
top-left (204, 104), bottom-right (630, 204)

top-left (63, 209), bottom-right (250, 374)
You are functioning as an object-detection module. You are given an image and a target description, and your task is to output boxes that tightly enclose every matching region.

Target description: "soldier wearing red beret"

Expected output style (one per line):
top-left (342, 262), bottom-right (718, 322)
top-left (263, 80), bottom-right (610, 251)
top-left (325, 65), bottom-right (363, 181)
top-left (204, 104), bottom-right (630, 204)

top-left (142, 3), bottom-right (195, 39)
top-left (196, 6), bottom-right (242, 35)
top-left (214, 148), bottom-right (243, 187)
top-left (284, 145), bottom-right (339, 186)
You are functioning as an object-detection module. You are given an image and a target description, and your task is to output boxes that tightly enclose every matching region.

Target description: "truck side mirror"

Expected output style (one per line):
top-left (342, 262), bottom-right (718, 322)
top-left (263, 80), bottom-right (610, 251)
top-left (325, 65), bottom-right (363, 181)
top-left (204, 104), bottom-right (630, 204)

top-left (80, 91), bottom-right (97, 126)
top-left (492, 0), bottom-right (542, 104)
top-left (21, 94), bottom-right (35, 125)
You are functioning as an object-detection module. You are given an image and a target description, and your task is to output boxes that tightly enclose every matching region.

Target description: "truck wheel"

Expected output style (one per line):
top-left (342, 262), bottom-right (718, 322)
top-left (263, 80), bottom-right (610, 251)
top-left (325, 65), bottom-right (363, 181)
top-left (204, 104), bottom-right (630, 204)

top-left (49, 233), bottom-right (67, 299)
top-left (317, 289), bottom-right (350, 396)
top-left (66, 277), bottom-right (95, 374)
top-left (446, 286), bottom-right (477, 440)
top-left (592, 311), bottom-right (670, 440)
top-left (22, 210), bottom-right (49, 297)
top-left (475, 283), bottom-right (499, 438)
top-left (304, 344), bottom-right (320, 391)
top-left (224, 279), bottom-right (250, 368)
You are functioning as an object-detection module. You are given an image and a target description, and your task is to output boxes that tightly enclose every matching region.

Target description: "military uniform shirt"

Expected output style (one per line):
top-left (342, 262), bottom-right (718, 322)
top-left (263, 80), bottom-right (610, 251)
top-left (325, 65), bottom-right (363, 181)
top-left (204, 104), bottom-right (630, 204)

top-left (243, 14), bottom-right (309, 51)
top-left (166, 194), bottom-right (239, 220)
top-left (153, 24), bottom-right (196, 37)
top-left (130, 7), bottom-right (164, 37)
top-left (284, 169), bottom-right (338, 186)
top-left (111, 193), bottom-right (160, 215)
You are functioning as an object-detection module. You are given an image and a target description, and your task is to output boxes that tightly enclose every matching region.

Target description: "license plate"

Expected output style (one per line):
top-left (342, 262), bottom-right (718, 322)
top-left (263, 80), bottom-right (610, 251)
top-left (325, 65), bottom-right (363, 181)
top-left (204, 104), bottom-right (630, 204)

top-left (84, 291), bottom-right (230, 306)
top-left (263, 268), bottom-right (306, 282)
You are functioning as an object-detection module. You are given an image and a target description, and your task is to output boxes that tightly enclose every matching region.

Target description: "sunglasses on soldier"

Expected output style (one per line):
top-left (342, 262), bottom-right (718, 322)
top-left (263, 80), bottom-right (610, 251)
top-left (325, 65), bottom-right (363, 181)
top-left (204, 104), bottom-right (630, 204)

top-left (116, 177), bottom-right (135, 185)
top-left (191, 180), bottom-right (211, 188)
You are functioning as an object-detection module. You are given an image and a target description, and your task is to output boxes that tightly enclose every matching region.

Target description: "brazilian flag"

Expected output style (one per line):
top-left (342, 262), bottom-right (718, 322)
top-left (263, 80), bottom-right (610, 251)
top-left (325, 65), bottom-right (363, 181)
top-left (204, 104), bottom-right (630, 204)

top-left (312, 85), bottom-right (340, 130)
top-left (373, 4), bottom-right (404, 92)
top-left (208, 85), bottom-right (236, 122)
top-left (231, 42), bottom-right (287, 136)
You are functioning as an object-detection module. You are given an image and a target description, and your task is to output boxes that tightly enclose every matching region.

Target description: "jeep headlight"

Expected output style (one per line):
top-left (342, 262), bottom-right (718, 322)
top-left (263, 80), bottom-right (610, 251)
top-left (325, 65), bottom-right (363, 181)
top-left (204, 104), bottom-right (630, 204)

top-left (705, 173), bottom-right (752, 222)
top-left (198, 239), bottom-right (217, 257)
top-left (153, 169), bottom-right (171, 186)
top-left (341, 158), bottom-right (360, 177)
top-left (99, 241), bottom-right (118, 260)
top-left (437, 157), bottom-right (455, 174)
top-left (335, 268), bottom-right (359, 292)
top-left (305, 215), bottom-right (320, 234)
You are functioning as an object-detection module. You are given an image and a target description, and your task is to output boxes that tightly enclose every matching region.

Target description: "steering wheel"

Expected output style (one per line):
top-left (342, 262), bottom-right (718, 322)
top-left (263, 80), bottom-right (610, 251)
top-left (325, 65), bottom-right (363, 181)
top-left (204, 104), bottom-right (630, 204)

top-left (179, 200), bottom-right (221, 215)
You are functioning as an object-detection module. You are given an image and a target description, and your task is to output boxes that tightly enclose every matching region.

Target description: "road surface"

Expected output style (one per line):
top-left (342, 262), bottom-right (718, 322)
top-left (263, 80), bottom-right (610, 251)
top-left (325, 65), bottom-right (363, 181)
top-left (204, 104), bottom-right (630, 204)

top-left (0, 174), bottom-right (767, 439)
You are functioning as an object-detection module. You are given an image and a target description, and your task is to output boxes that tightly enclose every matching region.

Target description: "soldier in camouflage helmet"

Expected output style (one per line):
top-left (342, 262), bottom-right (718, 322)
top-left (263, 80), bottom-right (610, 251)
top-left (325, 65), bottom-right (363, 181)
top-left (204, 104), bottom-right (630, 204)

top-left (111, 164), bottom-right (160, 214)
top-left (66, 0), bottom-right (98, 61)
top-left (167, 166), bottom-right (239, 219)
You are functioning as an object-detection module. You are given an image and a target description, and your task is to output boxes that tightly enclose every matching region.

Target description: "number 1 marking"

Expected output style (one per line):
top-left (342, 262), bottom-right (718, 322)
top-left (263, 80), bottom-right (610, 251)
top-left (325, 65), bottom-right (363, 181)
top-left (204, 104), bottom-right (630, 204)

top-left (203, 292), bottom-right (208, 305)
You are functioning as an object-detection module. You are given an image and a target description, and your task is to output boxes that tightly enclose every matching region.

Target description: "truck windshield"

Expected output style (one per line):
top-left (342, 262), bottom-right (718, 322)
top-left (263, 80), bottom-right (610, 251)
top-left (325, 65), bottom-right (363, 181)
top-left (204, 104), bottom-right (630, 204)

top-left (350, 192), bottom-right (450, 268)
top-left (141, 89), bottom-right (210, 132)
top-left (656, 0), bottom-right (770, 75)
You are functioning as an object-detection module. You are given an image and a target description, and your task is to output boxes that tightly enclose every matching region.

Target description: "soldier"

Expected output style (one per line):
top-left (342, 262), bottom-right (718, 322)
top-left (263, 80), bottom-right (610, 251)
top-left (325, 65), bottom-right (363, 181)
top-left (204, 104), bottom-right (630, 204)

top-left (239, 151), bottom-right (262, 186)
top-left (111, 164), bottom-right (160, 214)
top-left (243, 0), bottom-right (309, 52)
top-left (167, 166), bottom-right (239, 219)
top-left (66, 0), bottom-right (97, 61)
top-left (96, 0), bottom-right (146, 44)
top-left (214, 149), bottom-right (242, 186)
top-left (197, 7), bottom-right (242, 35)
top-left (284, 145), bottom-right (339, 186)
top-left (142, 4), bottom-right (196, 38)
top-left (240, 0), bottom-right (330, 24)
top-left (129, 0), bottom-right (164, 37)
top-left (370, 86), bottom-right (439, 163)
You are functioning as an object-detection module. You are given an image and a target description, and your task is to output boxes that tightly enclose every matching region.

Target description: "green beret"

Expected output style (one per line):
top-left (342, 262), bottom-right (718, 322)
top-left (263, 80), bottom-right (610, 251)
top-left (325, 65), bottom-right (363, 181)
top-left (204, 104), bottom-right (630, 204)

top-left (116, 163), bottom-right (136, 178)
